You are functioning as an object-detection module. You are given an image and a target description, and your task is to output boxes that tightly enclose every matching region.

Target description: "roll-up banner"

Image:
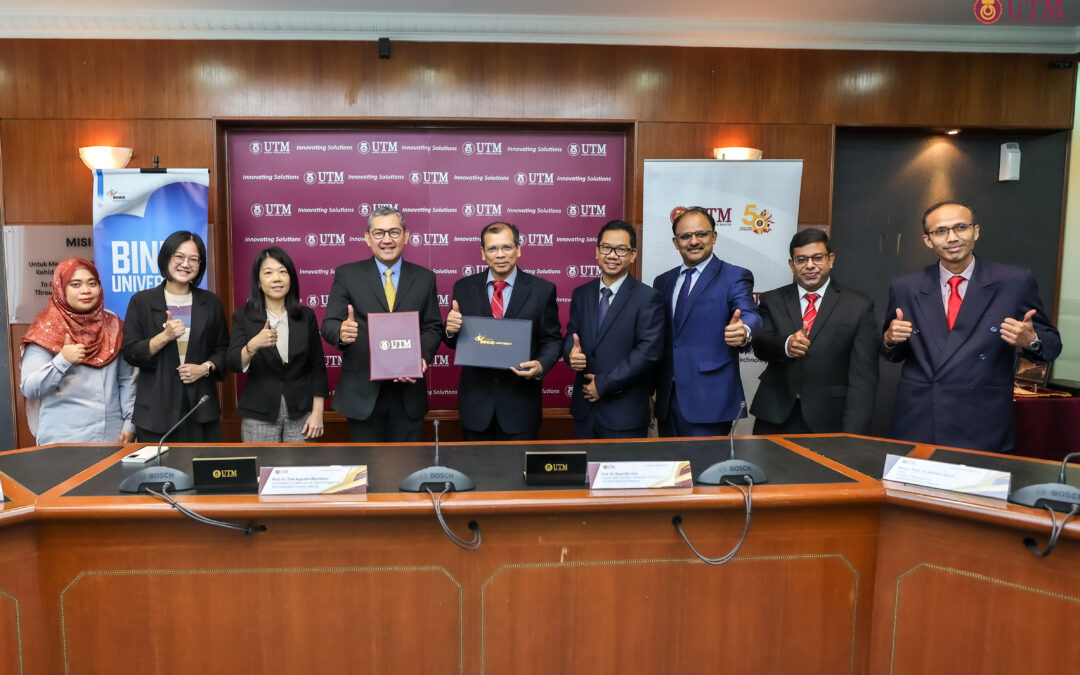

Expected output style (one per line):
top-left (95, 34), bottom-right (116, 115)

top-left (92, 169), bottom-right (210, 318)
top-left (641, 160), bottom-right (803, 424)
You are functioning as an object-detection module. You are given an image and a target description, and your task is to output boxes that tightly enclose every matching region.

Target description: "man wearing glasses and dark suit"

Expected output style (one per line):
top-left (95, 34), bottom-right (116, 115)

top-left (444, 222), bottom-right (563, 441)
top-left (751, 229), bottom-right (878, 434)
top-left (881, 200), bottom-right (1061, 452)
top-left (564, 220), bottom-right (664, 439)
top-left (320, 207), bottom-right (443, 442)
top-left (653, 206), bottom-right (762, 437)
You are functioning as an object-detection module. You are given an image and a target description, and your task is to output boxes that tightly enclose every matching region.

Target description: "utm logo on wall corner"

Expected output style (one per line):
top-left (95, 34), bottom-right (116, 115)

top-left (973, 0), bottom-right (1003, 24)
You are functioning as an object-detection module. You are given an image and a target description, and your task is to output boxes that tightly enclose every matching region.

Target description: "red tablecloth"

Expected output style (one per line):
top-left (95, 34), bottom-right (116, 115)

top-left (1013, 395), bottom-right (1080, 461)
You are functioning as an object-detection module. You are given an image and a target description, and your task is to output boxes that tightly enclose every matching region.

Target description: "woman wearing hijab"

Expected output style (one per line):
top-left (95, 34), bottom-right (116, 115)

top-left (20, 258), bottom-right (136, 444)
top-left (228, 246), bottom-right (327, 442)
top-left (122, 230), bottom-right (228, 442)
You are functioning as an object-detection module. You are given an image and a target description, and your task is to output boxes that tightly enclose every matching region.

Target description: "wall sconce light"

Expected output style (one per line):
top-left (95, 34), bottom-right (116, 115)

top-left (78, 146), bottom-right (133, 170)
top-left (713, 147), bottom-right (763, 160)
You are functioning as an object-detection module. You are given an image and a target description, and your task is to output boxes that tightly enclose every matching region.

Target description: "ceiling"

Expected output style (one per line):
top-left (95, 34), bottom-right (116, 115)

top-left (0, 0), bottom-right (1077, 52)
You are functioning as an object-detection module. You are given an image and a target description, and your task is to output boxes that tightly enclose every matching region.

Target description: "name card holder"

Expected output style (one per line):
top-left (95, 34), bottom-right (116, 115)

top-left (883, 454), bottom-right (1011, 501)
top-left (259, 466), bottom-right (368, 495)
top-left (588, 461), bottom-right (693, 490)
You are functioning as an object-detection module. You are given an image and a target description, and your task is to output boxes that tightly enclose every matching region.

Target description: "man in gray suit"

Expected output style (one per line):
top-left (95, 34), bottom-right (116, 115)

top-left (751, 229), bottom-right (878, 434)
top-left (321, 207), bottom-right (443, 442)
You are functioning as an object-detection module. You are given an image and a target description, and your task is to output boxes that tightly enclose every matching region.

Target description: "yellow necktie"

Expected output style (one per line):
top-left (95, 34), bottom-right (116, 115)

top-left (383, 268), bottom-right (396, 310)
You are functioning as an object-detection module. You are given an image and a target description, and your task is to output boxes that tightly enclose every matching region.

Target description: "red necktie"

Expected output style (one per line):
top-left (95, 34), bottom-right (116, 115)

top-left (491, 280), bottom-right (508, 318)
top-left (946, 275), bottom-right (963, 330)
top-left (803, 292), bottom-right (819, 334)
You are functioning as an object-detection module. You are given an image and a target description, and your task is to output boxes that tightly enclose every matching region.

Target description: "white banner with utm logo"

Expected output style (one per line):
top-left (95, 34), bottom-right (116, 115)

top-left (641, 159), bottom-right (803, 424)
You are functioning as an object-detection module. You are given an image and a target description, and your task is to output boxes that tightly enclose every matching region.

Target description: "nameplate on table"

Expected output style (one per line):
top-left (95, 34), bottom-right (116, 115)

top-left (454, 316), bottom-right (532, 369)
top-left (193, 456), bottom-right (258, 493)
top-left (524, 450), bottom-right (587, 486)
top-left (588, 461), bottom-right (692, 489)
top-left (368, 311), bottom-right (423, 380)
top-left (882, 454), bottom-right (1010, 500)
top-left (258, 466), bottom-right (368, 495)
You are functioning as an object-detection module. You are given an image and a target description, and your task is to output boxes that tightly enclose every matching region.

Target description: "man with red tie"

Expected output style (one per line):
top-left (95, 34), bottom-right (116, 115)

top-left (751, 229), bottom-right (878, 434)
top-left (881, 201), bottom-right (1061, 452)
top-left (444, 222), bottom-right (562, 441)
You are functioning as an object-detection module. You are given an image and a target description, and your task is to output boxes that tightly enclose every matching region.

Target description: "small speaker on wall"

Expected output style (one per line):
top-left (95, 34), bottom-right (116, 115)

top-left (999, 142), bottom-right (1021, 182)
top-left (378, 38), bottom-right (391, 60)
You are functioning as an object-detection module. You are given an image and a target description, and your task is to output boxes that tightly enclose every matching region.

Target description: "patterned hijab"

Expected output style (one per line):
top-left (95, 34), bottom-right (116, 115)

top-left (22, 258), bottom-right (123, 367)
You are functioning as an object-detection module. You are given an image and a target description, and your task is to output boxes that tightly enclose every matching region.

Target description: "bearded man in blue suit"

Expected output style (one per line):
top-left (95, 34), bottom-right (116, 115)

top-left (653, 206), bottom-right (762, 437)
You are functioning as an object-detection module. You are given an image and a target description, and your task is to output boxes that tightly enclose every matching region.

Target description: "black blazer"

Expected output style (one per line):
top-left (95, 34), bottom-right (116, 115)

top-left (750, 280), bottom-right (878, 434)
top-left (320, 258), bottom-right (443, 421)
top-left (228, 305), bottom-right (329, 422)
top-left (563, 276), bottom-right (664, 430)
top-left (121, 283), bottom-right (228, 434)
top-left (444, 269), bottom-right (562, 435)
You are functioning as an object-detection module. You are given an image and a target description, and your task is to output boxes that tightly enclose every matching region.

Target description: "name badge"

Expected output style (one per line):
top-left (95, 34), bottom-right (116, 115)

top-left (588, 461), bottom-right (692, 489)
top-left (259, 466), bottom-right (368, 495)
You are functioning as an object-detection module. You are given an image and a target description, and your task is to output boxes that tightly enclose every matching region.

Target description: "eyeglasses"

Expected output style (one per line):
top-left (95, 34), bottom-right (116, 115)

top-left (598, 244), bottom-right (634, 257)
top-left (675, 230), bottom-right (714, 242)
top-left (369, 228), bottom-right (404, 241)
top-left (171, 253), bottom-right (201, 266)
top-left (925, 223), bottom-right (974, 239)
top-left (792, 253), bottom-right (830, 267)
top-left (484, 244), bottom-right (517, 255)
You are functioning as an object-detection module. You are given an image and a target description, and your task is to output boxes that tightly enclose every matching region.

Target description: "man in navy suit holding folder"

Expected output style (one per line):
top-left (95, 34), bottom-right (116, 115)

top-left (565, 220), bottom-right (664, 439)
top-left (882, 200), bottom-right (1061, 452)
top-left (653, 206), bottom-right (762, 437)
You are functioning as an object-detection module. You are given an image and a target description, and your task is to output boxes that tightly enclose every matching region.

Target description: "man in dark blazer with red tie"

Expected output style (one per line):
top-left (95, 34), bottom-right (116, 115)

top-left (751, 229), bottom-right (878, 434)
top-left (564, 220), bottom-right (664, 439)
top-left (881, 201), bottom-right (1061, 452)
top-left (444, 222), bottom-right (563, 441)
top-left (320, 207), bottom-right (443, 442)
top-left (653, 207), bottom-right (762, 437)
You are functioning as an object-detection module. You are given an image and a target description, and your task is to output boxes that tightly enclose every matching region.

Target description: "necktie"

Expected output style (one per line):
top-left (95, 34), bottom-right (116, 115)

top-left (946, 275), bottom-right (963, 330)
top-left (803, 292), bottom-right (819, 334)
top-left (598, 287), bottom-right (612, 328)
top-left (491, 280), bottom-right (508, 318)
top-left (383, 268), bottom-right (396, 310)
top-left (673, 268), bottom-right (695, 327)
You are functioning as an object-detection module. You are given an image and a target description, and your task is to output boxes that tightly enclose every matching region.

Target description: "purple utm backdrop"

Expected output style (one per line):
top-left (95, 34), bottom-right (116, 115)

top-left (229, 129), bottom-right (626, 412)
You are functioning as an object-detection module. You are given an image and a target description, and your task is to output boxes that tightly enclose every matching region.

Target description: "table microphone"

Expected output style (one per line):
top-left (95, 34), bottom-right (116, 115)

top-left (697, 401), bottom-right (768, 485)
top-left (1008, 451), bottom-right (1080, 511)
top-left (399, 419), bottom-right (476, 492)
top-left (118, 394), bottom-right (209, 493)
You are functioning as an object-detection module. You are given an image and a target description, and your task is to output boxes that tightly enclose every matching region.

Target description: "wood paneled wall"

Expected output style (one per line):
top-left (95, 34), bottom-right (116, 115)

top-left (1, 39), bottom-right (1074, 446)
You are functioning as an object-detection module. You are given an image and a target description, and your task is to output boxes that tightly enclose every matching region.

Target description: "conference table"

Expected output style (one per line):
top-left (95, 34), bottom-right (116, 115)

top-left (1, 435), bottom-right (1078, 674)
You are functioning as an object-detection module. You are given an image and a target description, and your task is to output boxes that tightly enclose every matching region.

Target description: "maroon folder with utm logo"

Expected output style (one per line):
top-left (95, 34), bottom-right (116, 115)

top-left (368, 311), bottom-right (424, 380)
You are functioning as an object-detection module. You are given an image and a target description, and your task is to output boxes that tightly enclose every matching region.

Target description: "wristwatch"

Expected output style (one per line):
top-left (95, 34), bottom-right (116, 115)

top-left (1027, 337), bottom-right (1043, 355)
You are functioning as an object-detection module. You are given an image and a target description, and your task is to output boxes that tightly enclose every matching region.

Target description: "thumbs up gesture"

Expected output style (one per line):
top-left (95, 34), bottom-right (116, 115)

top-left (250, 318), bottom-right (278, 352)
top-left (161, 309), bottom-right (186, 341)
top-left (339, 304), bottom-right (359, 344)
top-left (724, 308), bottom-right (748, 347)
top-left (788, 320), bottom-right (812, 358)
top-left (568, 332), bottom-right (587, 371)
top-left (884, 308), bottom-right (912, 346)
top-left (60, 335), bottom-right (87, 365)
top-left (1000, 308), bottom-right (1038, 348)
top-left (445, 299), bottom-right (463, 335)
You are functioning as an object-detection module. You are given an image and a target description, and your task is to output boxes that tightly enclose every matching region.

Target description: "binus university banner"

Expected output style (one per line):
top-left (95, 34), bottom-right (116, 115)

top-left (228, 129), bottom-right (625, 411)
top-left (640, 159), bottom-right (803, 425)
top-left (91, 169), bottom-right (211, 317)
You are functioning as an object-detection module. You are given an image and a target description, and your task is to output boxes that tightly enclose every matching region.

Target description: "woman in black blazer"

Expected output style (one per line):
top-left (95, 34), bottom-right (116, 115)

top-left (228, 247), bottom-right (328, 442)
top-left (122, 231), bottom-right (228, 442)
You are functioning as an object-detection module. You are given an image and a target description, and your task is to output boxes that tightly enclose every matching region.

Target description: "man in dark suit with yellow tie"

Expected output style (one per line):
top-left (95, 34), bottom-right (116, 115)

top-left (751, 229), bottom-right (878, 434)
top-left (320, 207), bottom-right (443, 442)
top-left (444, 222), bottom-right (562, 441)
